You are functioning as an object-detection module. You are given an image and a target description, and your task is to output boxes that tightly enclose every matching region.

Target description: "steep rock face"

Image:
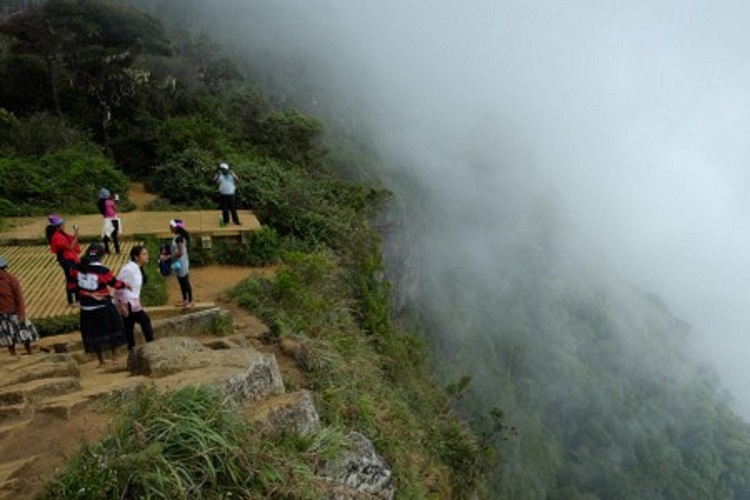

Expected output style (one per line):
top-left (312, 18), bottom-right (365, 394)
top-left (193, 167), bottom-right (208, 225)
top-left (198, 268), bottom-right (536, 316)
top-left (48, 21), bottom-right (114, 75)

top-left (318, 431), bottom-right (395, 500)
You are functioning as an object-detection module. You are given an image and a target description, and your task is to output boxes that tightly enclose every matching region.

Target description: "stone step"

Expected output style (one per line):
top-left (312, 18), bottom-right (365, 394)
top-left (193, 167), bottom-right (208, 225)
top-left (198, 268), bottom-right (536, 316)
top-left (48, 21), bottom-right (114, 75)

top-left (245, 390), bottom-right (320, 436)
top-left (0, 419), bottom-right (31, 441)
top-left (151, 307), bottom-right (231, 339)
top-left (0, 404), bottom-right (30, 423)
top-left (0, 377), bottom-right (80, 406)
top-left (38, 376), bottom-right (147, 420)
top-left (0, 454), bottom-right (43, 500)
top-left (0, 356), bottom-right (79, 389)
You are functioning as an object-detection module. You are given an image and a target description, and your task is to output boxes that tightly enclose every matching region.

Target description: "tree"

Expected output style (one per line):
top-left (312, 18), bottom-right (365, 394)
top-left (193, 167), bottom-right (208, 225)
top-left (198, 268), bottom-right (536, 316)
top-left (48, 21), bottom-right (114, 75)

top-left (0, 0), bottom-right (171, 140)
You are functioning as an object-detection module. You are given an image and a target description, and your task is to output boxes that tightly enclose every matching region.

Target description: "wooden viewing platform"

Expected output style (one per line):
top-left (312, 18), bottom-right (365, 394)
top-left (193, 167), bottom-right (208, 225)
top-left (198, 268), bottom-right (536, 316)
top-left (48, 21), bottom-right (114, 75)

top-left (0, 209), bottom-right (261, 244)
top-left (0, 209), bottom-right (262, 319)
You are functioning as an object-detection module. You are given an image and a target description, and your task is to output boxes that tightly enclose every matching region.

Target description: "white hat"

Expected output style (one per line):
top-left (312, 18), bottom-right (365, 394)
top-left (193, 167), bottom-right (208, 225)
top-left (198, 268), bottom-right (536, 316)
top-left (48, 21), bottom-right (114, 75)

top-left (219, 163), bottom-right (229, 170)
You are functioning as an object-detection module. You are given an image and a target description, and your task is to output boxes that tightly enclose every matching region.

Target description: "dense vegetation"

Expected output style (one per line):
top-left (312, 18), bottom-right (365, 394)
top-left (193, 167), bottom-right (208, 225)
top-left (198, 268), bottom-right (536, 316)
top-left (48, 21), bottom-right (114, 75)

top-left (408, 246), bottom-right (750, 498)
top-left (0, 0), bottom-right (488, 498)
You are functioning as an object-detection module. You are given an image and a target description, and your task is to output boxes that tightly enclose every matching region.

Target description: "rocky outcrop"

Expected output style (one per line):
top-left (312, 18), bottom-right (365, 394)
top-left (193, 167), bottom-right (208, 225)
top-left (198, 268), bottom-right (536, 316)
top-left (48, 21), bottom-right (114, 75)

top-left (130, 336), bottom-right (285, 404)
top-left (318, 431), bottom-right (395, 500)
top-left (246, 390), bottom-right (321, 436)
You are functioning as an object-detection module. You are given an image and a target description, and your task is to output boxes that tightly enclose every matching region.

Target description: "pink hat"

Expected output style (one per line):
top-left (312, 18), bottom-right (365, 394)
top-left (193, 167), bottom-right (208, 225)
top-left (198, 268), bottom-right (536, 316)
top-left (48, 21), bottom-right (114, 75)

top-left (48, 214), bottom-right (64, 226)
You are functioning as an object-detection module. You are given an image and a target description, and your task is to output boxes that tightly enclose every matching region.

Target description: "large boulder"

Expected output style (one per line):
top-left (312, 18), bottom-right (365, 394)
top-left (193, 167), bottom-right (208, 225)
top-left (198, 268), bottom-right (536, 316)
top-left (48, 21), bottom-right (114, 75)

top-left (130, 336), bottom-right (285, 405)
top-left (129, 337), bottom-right (208, 377)
top-left (245, 390), bottom-right (321, 436)
top-left (318, 431), bottom-right (394, 500)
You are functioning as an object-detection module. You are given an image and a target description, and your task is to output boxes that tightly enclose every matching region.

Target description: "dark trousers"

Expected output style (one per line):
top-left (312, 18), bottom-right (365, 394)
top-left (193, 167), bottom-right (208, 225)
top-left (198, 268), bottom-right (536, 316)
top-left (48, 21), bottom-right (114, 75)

top-left (219, 194), bottom-right (240, 225)
top-left (59, 259), bottom-right (78, 304)
top-left (123, 303), bottom-right (154, 350)
top-left (103, 219), bottom-right (120, 254)
top-left (178, 274), bottom-right (193, 302)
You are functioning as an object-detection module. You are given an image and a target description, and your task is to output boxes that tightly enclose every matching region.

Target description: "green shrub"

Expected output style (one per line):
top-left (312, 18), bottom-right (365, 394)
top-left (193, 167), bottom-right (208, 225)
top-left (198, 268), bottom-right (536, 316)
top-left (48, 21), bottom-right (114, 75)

top-left (147, 145), bottom-right (217, 207)
top-left (34, 314), bottom-right (79, 337)
top-left (154, 114), bottom-right (232, 164)
top-left (253, 109), bottom-right (326, 166)
top-left (211, 227), bottom-right (283, 266)
top-left (0, 145), bottom-right (128, 216)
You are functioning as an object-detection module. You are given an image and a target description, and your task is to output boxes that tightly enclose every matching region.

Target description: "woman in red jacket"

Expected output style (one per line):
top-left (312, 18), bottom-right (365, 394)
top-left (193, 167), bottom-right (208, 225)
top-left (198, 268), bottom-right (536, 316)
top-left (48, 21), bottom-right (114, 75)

top-left (0, 257), bottom-right (38, 357)
top-left (45, 214), bottom-right (81, 307)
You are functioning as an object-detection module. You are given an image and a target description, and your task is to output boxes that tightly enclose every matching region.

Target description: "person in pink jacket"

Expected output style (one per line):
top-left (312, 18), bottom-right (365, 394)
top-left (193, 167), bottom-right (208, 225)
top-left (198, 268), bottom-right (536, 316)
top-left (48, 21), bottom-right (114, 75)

top-left (97, 188), bottom-right (121, 255)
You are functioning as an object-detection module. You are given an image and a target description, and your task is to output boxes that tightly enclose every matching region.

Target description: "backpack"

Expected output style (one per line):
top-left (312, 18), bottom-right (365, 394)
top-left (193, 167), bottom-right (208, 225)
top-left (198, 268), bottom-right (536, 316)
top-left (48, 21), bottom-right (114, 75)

top-left (159, 243), bottom-right (172, 277)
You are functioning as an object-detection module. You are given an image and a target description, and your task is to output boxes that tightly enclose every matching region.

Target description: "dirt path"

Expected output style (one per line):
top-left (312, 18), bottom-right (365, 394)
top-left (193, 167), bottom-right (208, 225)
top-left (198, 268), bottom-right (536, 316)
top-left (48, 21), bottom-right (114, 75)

top-left (127, 182), bottom-right (159, 210)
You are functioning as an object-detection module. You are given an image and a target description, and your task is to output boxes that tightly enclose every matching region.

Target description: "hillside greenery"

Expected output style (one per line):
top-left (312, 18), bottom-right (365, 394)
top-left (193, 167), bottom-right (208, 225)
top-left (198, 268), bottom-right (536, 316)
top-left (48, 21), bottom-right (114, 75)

top-left (0, 1), bottom-right (489, 498)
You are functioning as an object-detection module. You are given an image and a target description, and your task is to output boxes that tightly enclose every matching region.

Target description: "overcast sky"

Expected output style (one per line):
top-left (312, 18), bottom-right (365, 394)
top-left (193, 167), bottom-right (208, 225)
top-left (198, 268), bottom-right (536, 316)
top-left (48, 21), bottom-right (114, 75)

top-left (228, 1), bottom-right (750, 415)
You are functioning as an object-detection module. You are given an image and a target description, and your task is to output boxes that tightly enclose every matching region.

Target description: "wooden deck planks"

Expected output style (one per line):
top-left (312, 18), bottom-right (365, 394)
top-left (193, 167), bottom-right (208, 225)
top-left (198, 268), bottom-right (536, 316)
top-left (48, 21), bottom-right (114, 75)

top-left (0, 210), bottom-right (260, 244)
top-left (0, 243), bottom-right (139, 320)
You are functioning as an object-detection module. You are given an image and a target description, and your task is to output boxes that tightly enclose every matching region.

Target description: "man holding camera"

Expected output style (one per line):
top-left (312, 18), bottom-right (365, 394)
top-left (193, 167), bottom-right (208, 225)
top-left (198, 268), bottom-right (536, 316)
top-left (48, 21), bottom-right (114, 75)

top-left (214, 162), bottom-right (241, 226)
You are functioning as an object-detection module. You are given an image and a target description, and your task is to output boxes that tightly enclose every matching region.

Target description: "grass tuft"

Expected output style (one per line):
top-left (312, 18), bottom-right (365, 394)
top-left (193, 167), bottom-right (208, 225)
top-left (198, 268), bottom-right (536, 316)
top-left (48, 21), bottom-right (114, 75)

top-left (41, 386), bottom-right (331, 499)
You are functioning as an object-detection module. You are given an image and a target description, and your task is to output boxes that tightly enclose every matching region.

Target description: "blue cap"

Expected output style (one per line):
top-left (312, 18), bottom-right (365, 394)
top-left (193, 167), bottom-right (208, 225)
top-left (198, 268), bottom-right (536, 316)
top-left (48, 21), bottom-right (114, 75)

top-left (0, 257), bottom-right (7, 268)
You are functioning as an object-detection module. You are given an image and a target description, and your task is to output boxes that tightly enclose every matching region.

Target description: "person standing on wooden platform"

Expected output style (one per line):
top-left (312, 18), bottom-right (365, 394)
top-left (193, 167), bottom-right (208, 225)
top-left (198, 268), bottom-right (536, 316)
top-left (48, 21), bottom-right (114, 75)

top-left (98, 188), bottom-right (122, 255)
top-left (214, 162), bottom-right (241, 226)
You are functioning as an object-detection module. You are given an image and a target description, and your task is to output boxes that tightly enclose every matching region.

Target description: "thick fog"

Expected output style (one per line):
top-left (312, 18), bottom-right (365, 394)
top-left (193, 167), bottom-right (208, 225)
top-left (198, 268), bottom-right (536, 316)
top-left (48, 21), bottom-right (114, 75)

top-left (160, 1), bottom-right (750, 415)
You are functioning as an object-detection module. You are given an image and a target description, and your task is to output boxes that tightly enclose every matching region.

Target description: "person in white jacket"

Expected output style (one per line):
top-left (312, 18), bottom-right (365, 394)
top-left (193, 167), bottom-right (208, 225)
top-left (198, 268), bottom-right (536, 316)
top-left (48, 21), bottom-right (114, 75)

top-left (115, 245), bottom-right (154, 350)
top-left (214, 162), bottom-right (241, 226)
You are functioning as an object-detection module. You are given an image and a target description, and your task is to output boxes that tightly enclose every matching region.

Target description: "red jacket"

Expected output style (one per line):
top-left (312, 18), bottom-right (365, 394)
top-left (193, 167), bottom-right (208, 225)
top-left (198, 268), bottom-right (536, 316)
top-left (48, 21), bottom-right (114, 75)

top-left (0, 270), bottom-right (25, 320)
top-left (50, 230), bottom-right (80, 263)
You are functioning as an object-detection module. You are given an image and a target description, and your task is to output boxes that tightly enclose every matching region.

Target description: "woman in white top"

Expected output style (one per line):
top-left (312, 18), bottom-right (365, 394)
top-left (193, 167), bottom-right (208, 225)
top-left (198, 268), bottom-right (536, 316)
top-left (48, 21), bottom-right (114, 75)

top-left (115, 245), bottom-right (154, 350)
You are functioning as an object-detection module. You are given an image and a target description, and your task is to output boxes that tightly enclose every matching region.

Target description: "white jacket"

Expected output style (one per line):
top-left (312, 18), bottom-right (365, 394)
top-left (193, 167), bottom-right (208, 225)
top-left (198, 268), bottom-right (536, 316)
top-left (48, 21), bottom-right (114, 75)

top-left (115, 261), bottom-right (143, 311)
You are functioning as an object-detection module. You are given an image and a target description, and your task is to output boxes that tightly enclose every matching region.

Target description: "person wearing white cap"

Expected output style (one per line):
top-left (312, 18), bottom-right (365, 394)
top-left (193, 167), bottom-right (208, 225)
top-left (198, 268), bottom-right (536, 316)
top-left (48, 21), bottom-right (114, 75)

top-left (213, 162), bottom-right (241, 226)
top-left (161, 219), bottom-right (193, 308)
top-left (0, 257), bottom-right (38, 357)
